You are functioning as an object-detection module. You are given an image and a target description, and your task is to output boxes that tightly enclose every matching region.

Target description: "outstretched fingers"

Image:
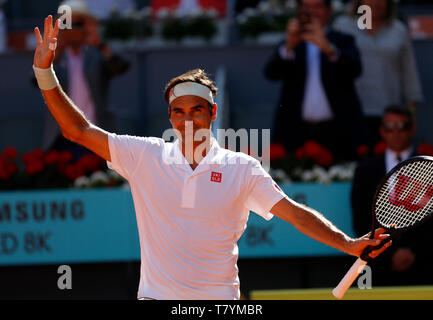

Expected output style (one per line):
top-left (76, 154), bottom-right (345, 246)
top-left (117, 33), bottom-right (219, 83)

top-left (49, 18), bottom-right (60, 39)
top-left (34, 27), bottom-right (43, 44)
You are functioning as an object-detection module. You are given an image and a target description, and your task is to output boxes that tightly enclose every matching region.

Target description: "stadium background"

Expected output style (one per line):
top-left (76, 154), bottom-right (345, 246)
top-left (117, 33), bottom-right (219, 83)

top-left (0, 0), bottom-right (432, 299)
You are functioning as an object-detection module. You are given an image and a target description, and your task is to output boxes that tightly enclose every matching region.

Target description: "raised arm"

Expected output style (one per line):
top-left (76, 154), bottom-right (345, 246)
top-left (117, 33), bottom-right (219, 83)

top-left (270, 197), bottom-right (391, 258)
top-left (33, 15), bottom-right (110, 161)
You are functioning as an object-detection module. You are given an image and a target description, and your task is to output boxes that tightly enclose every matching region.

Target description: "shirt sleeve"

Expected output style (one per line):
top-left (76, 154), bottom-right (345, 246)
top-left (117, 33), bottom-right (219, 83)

top-left (106, 132), bottom-right (163, 180)
top-left (244, 159), bottom-right (288, 221)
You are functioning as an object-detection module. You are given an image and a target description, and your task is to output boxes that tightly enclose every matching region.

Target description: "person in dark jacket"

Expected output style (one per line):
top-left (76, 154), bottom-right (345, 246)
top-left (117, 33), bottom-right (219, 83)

top-left (351, 106), bottom-right (433, 286)
top-left (264, 0), bottom-right (365, 161)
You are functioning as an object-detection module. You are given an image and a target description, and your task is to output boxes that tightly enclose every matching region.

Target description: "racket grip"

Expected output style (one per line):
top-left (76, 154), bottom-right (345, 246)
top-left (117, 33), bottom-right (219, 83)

top-left (332, 258), bottom-right (368, 299)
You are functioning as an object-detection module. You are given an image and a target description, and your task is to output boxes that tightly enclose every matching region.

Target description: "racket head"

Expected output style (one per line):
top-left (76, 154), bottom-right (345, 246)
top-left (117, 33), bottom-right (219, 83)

top-left (370, 155), bottom-right (433, 237)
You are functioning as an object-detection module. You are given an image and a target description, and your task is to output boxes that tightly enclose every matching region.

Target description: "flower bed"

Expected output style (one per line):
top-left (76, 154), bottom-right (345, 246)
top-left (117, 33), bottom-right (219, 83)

top-left (268, 140), bottom-right (433, 184)
top-left (0, 147), bottom-right (126, 190)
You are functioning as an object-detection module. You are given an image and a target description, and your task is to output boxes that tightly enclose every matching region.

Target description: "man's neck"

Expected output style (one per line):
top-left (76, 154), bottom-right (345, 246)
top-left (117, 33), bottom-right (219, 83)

top-left (180, 138), bottom-right (213, 170)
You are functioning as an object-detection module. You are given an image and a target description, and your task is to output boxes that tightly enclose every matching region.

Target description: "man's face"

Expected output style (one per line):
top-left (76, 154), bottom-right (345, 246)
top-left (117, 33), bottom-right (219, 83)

top-left (298, 0), bottom-right (332, 26)
top-left (380, 113), bottom-right (415, 152)
top-left (168, 95), bottom-right (217, 144)
top-left (59, 13), bottom-right (86, 47)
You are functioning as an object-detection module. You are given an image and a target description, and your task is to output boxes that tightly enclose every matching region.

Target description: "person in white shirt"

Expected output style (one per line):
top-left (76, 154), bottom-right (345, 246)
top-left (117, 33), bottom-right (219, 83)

top-left (32, 15), bottom-right (391, 300)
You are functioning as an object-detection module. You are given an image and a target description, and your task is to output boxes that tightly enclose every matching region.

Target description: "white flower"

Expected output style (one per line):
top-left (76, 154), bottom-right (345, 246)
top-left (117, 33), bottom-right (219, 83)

top-left (273, 169), bottom-right (290, 182)
top-left (74, 176), bottom-right (90, 188)
top-left (313, 166), bottom-right (331, 184)
top-left (301, 170), bottom-right (315, 182)
top-left (90, 171), bottom-right (109, 184)
top-left (107, 169), bottom-right (122, 180)
top-left (328, 162), bottom-right (356, 181)
top-left (121, 182), bottom-right (131, 190)
top-left (329, 165), bottom-right (345, 180)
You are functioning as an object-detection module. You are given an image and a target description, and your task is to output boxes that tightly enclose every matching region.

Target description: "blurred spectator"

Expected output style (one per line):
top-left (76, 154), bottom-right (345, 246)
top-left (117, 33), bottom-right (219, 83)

top-left (151, 0), bottom-right (227, 17)
top-left (264, 0), bottom-right (365, 161)
top-left (333, 0), bottom-right (423, 151)
top-left (85, 0), bottom-right (136, 20)
top-left (0, 0), bottom-right (6, 54)
top-left (351, 106), bottom-right (433, 286)
top-left (39, 0), bottom-right (130, 159)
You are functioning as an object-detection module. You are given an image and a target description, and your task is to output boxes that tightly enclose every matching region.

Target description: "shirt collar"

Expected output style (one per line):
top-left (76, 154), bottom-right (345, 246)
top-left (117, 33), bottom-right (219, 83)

top-left (172, 136), bottom-right (223, 173)
top-left (385, 146), bottom-right (413, 172)
top-left (386, 146), bottom-right (413, 161)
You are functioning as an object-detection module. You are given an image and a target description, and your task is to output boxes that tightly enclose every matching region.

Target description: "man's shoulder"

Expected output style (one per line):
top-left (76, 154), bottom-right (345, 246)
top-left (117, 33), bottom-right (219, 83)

top-left (215, 147), bottom-right (261, 168)
top-left (328, 26), bottom-right (356, 43)
top-left (110, 133), bottom-right (166, 149)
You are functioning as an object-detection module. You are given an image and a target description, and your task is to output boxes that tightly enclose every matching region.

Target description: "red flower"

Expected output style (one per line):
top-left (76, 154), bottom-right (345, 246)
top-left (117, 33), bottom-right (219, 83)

top-left (58, 150), bottom-right (73, 163)
top-left (22, 148), bottom-right (46, 175)
top-left (295, 147), bottom-right (304, 160)
top-left (417, 143), bottom-right (433, 156)
top-left (303, 140), bottom-right (323, 159)
top-left (315, 149), bottom-right (333, 167)
top-left (44, 150), bottom-right (60, 165)
top-left (2, 147), bottom-right (18, 159)
top-left (374, 141), bottom-right (387, 156)
top-left (269, 143), bottom-right (287, 161)
top-left (295, 141), bottom-right (334, 167)
top-left (356, 144), bottom-right (369, 158)
top-left (25, 160), bottom-right (45, 175)
top-left (76, 153), bottom-right (105, 173)
top-left (65, 164), bottom-right (85, 181)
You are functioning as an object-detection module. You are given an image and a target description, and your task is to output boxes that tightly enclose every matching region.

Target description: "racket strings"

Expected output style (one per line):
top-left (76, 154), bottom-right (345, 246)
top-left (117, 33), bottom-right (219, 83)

top-left (375, 160), bottom-right (433, 229)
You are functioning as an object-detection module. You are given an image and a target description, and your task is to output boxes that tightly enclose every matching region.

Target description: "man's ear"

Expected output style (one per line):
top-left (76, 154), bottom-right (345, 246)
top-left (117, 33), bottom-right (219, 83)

top-left (211, 103), bottom-right (217, 121)
top-left (168, 106), bottom-right (173, 124)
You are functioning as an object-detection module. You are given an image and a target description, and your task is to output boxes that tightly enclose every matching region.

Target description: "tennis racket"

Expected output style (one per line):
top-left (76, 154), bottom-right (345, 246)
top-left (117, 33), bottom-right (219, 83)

top-left (333, 156), bottom-right (433, 299)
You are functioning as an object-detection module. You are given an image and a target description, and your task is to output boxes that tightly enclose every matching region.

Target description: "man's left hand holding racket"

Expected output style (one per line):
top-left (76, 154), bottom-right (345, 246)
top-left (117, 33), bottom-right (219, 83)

top-left (349, 227), bottom-right (392, 259)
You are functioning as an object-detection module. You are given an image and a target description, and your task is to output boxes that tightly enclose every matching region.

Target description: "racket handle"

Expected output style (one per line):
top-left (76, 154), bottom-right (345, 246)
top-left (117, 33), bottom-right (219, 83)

top-left (332, 258), bottom-right (368, 299)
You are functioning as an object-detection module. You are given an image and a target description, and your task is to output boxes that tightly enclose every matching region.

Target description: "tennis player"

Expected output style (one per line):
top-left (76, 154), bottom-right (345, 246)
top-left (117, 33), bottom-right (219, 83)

top-left (32, 16), bottom-right (391, 300)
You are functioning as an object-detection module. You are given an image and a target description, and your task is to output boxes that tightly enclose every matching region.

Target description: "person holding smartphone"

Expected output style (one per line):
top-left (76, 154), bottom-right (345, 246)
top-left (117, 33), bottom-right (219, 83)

top-left (264, 0), bottom-right (366, 162)
top-left (37, 0), bottom-right (130, 160)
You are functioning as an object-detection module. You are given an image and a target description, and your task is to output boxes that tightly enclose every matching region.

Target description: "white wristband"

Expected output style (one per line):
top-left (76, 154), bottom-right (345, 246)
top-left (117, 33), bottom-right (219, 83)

top-left (33, 64), bottom-right (59, 91)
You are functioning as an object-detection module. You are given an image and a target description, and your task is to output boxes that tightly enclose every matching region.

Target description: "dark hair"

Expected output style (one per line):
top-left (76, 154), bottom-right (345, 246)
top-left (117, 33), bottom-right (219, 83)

top-left (296, 0), bottom-right (332, 7)
top-left (164, 69), bottom-right (218, 117)
top-left (351, 0), bottom-right (396, 25)
top-left (382, 105), bottom-right (414, 125)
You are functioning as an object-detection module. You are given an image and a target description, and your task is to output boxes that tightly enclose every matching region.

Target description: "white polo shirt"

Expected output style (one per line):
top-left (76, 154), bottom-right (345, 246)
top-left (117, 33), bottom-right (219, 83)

top-left (107, 133), bottom-right (288, 300)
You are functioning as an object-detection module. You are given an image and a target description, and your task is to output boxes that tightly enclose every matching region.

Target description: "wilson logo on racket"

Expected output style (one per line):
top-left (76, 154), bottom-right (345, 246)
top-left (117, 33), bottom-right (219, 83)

top-left (389, 174), bottom-right (433, 212)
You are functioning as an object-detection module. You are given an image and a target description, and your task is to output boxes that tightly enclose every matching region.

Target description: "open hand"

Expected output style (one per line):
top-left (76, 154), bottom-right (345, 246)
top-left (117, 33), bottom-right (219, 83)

top-left (34, 15), bottom-right (60, 69)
